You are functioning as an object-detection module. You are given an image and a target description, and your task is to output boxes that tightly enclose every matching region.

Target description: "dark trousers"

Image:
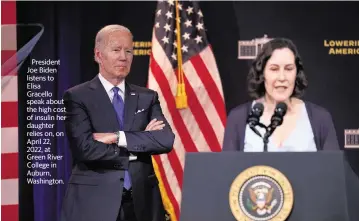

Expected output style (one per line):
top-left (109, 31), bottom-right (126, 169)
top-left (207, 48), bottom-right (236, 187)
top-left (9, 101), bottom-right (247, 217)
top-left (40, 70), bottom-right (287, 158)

top-left (117, 188), bottom-right (137, 221)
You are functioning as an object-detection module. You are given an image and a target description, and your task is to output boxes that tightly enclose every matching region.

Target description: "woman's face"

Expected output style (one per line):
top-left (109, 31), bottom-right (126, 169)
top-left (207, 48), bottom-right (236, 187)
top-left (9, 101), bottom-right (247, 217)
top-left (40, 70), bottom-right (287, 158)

top-left (263, 48), bottom-right (297, 102)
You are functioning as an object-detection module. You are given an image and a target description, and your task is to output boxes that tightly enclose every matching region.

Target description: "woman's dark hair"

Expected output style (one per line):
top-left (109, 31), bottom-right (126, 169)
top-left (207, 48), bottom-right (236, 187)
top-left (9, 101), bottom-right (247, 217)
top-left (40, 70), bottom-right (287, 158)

top-left (247, 38), bottom-right (308, 99)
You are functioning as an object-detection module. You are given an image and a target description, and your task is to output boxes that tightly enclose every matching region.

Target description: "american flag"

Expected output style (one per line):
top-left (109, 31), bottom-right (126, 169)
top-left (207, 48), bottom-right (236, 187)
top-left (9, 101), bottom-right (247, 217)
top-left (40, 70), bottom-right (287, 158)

top-left (148, 1), bottom-right (226, 220)
top-left (2, 1), bottom-right (19, 221)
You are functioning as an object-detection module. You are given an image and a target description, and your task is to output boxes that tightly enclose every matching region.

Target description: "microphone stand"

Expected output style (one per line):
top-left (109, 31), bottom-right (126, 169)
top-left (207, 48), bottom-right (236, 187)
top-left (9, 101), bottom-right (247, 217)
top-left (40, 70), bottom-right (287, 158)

top-left (263, 131), bottom-right (270, 152)
top-left (248, 119), bottom-right (280, 152)
top-left (257, 122), bottom-right (267, 130)
top-left (249, 122), bottom-right (267, 138)
top-left (263, 126), bottom-right (277, 152)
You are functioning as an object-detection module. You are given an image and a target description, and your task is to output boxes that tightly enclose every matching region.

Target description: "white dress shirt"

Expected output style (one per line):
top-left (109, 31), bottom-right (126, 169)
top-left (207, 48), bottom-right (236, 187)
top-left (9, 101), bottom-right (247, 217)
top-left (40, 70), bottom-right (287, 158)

top-left (98, 73), bottom-right (137, 160)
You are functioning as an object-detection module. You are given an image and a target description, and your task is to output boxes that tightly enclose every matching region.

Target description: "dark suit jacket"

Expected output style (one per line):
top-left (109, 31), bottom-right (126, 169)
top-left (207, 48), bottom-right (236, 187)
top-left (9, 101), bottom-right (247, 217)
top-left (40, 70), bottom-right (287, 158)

top-left (223, 101), bottom-right (340, 151)
top-left (61, 76), bottom-right (175, 221)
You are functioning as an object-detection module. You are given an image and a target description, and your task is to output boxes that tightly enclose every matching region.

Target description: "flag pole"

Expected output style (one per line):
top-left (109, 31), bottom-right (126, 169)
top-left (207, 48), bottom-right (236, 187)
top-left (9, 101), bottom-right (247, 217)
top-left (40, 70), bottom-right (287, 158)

top-left (174, 0), bottom-right (187, 109)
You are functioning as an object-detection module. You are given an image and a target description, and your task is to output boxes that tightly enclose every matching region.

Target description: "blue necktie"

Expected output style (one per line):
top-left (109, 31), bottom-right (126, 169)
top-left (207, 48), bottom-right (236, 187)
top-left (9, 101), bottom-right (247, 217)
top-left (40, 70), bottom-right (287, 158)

top-left (112, 87), bottom-right (131, 190)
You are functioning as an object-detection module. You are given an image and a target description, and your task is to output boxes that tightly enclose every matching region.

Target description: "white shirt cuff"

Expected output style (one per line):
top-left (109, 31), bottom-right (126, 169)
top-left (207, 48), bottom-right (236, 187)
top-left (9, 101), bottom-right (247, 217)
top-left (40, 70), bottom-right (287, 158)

top-left (118, 131), bottom-right (127, 147)
top-left (117, 131), bottom-right (137, 161)
top-left (129, 155), bottom-right (137, 161)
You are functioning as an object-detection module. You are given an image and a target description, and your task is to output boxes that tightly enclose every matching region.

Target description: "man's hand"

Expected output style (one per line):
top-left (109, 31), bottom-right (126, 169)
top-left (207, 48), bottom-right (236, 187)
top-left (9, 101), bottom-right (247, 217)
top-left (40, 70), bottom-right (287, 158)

top-left (145, 118), bottom-right (165, 131)
top-left (93, 133), bottom-right (117, 144)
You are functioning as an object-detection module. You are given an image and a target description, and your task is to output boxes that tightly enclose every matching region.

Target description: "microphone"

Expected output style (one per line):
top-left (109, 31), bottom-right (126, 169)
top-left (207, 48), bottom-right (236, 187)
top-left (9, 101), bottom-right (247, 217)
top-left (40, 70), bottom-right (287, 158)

top-left (247, 102), bottom-right (264, 138)
top-left (263, 102), bottom-right (288, 151)
top-left (269, 102), bottom-right (287, 129)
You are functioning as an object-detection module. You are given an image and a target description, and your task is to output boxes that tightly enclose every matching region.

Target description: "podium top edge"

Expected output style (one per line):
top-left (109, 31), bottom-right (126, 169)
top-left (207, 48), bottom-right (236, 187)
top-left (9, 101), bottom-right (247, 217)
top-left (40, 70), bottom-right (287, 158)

top-left (184, 150), bottom-right (359, 157)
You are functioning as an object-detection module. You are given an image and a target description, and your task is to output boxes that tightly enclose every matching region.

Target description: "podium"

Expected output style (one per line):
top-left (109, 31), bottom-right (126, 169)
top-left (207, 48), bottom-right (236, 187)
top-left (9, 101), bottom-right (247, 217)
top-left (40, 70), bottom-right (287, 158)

top-left (180, 150), bottom-right (359, 221)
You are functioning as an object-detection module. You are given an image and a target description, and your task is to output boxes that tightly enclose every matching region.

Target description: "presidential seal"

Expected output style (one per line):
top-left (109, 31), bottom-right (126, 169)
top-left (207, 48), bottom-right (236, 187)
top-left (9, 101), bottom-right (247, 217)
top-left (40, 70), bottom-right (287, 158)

top-left (229, 166), bottom-right (293, 221)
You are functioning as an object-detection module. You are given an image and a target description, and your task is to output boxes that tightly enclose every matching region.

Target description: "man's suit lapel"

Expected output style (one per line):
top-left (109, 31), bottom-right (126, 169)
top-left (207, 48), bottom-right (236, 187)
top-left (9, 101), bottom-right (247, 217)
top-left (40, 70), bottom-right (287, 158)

top-left (124, 83), bottom-right (138, 131)
top-left (88, 76), bottom-right (120, 131)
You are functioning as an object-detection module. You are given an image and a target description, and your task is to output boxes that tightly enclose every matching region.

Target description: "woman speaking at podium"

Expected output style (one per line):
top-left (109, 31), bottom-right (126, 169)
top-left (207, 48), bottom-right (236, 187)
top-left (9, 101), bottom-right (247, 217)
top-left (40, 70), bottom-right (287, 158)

top-left (223, 38), bottom-right (340, 152)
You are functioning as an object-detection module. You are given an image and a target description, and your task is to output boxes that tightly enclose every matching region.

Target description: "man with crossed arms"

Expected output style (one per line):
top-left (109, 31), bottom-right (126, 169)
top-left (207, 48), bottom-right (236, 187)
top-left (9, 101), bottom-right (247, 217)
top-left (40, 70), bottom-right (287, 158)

top-left (61, 24), bottom-right (174, 221)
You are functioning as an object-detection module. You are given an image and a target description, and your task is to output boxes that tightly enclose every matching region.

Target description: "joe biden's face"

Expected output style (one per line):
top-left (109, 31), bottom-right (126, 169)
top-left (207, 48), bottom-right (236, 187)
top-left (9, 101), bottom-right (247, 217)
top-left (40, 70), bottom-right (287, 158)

top-left (95, 30), bottom-right (133, 80)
